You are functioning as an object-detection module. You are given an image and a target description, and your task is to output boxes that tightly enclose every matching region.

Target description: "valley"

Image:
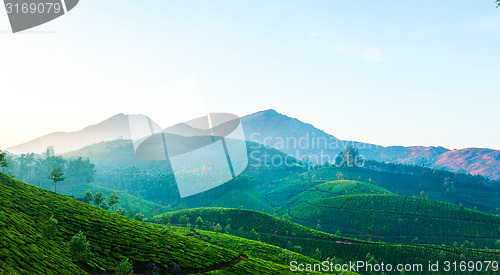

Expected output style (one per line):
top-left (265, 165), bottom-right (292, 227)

top-left (2, 110), bottom-right (500, 274)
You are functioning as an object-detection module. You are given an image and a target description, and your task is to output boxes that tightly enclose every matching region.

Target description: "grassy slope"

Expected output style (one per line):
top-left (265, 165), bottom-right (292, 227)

top-left (284, 180), bottom-right (392, 207)
top-left (65, 139), bottom-right (306, 172)
top-left (290, 194), bottom-right (500, 248)
top-left (0, 174), bottom-right (322, 274)
top-left (57, 183), bottom-right (169, 219)
top-left (63, 139), bottom-right (168, 171)
top-left (167, 226), bottom-right (358, 275)
top-left (165, 226), bottom-right (320, 267)
top-left (155, 207), bottom-right (500, 273)
top-left (282, 166), bottom-right (500, 214)
top-left (208, 189), bottom-right (274, 213)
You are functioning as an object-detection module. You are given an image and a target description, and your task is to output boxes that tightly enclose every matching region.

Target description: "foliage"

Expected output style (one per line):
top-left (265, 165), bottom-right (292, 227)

top-left (84, 190), bottom-right (94, 203)
top-left (108, 192), bottom-right (119, 210)
top-left (277, 249), bottom-right (298, 265)
top-left (272, 163), bottom-right (500, 214)
top-left (59, 183), bottom-right (172, 220)
top-left (134, 213), bottom-right (144, 222)
top-left (205, 189), bottom-right (274, 213)
top-left (155, 207), bottom-right (500, 271)
top-left (93, 191), bottom-right (105, 208)
top-left (284, 180), bottom-right (391, 207)
top-left (69, 231), bottom-right (94, 265)
top-left (335, 146), bottom-right (363, 167)
top-left (178, 215), bottom-right (189, 226)
top-left (164, 226), bottom-right (326, 272)
top-left (214, 223), bottom-right (222, 233)
top-left (313, 248), bottom-right (322, 260)
top-left (115, 258), bottom-right (133, 275)
top-left (66, 157), bottom-right (95, 184)
top-left (42, 215), bottom-right (59, 238)
top-left (48, 168), bottom-right (66, 193)
top-left (196, 216), bottom-right (204, 229)
top-left (289, 194), bottom-right (500, 248)
top-left (0, 173), bottom-right (297, 274)
top-left (7, 152), bottom-right (94, 190)
top-left (115, 207), bottom-right (126, 216)
top-left (64, 140), bottom-right (303, 208)
top-left (0, 150), bottom-right (8, 172)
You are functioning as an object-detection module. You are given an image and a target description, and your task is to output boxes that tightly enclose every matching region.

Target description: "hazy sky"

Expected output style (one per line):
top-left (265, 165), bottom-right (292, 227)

top-left (1, 1), bottom-right (499, 150)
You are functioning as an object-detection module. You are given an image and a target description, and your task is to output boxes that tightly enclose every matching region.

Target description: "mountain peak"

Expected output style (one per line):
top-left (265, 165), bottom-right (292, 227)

top-left (108, 113), bottom-right (127, 119)
top-left (83, 113), bottom-right (128, 129)
top-left (260, 109), bottom-right (279, 115)
top-left (243, 109), bottom-right (284, 121)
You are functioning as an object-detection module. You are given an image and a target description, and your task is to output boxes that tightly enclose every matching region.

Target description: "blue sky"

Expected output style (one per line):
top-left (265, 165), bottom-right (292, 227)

top-left (1, 1), bottom-right (499, 150)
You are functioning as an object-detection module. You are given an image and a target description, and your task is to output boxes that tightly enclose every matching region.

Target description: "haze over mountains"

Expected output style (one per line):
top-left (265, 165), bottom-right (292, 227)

top-left (6, 109), bottom-right (500, 180)
top-left (242, 110), bottom-right (500, 180)
top-left (6, 114), bottom-right (132, 155)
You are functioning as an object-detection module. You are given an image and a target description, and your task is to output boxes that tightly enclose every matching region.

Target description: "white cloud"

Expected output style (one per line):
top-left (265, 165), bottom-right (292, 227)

top-left (409, 92), bottom-right (434, 97)
top-left (356, 46), bottom-right (383, 62)
top-left (332, 42), bottom-right (383, 62)
top-left (267, 58), bottom-right (279, 65)
top-left (309, 32), bottom-right (321, 37)
top-left (453, 13), bottom-right (500, 31)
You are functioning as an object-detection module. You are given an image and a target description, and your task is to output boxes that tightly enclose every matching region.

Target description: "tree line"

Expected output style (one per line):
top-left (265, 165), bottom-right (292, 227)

top-left (0, 147), bottom-right (95, 192)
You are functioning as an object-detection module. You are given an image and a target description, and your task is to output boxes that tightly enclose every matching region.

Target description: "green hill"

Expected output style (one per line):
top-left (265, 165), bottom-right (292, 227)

top-left (290, 194), bottom-right (500, 248)
top-left (59, 138), bottom-right (306, 209)
top-left (154, 207), bottom-right (500, 273)
top-left (0, 173), bottom-right (321, 274)
top-left (265, 165), bottom-right (500, 215)
top-left (57, 183), bottom-right (171, 219)
top-left (264, 179), bottom-right (327, 206)
top-left (284, 180), bottom-right (392, 207)
top-left (65, 139), bottom-right (305, 172)
top-left (164, 226), bottom-right (324, 268)
top-left (207, 189), bottom-right (274, 213)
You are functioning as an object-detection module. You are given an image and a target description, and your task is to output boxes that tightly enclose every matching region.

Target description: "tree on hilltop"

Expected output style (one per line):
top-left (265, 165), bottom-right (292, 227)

top-left (335, 146), bottom-right (364, 167)
top-left (108, 192), bottom-right (120, 210)
top-left (0, 149), bottom-right (9, 173)
top-left (48, 168), bottom-right (66, 193)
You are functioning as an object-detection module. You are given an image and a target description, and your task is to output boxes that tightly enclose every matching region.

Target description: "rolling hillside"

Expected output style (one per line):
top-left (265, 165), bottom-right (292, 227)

top-left (283, 180), bottom-right (393, 207)
top-left (63, 139), bottom-right (170, 171)
top-left (64, 138), bottom-right (305, 172)
top-left (207, 189), bottom-right (274, 213)
top-left (163, 226), bottom-right (327, 270)
top-left (289, 194), bottom-right (500, 248)
top-left (56, 182), bottom-right (171, 220)
top-left (154, 207), bottom-right (500, 273)
top-left (0, 173), bottom-right (321, 274)
top-left (270, 165), bottom-right (500, 214)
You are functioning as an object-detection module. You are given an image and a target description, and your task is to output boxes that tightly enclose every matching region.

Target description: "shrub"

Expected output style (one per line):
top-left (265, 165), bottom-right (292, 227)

top-left (195, 217), bottom-right (203, 229)
top-left (69, 231), bottom-right (93, 273)
top-left (115, 258), bottom-right (133, 275)
top-left (134, 213), bottom-right (144, 222)
top-left (277, 249), bottom-right (297, 265)
top-left (43, 215), bottom-right (58, 238)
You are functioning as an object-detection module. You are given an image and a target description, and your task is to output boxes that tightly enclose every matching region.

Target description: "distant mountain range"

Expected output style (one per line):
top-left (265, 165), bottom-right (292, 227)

top-left (6, 109), bottom-right (500, 180)
top-left (6, 114), bottom-right (131, 155)
top-left (243, 110), bottom-right (500, 180)
top-left (433, 148), bottom-right (500, 180)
